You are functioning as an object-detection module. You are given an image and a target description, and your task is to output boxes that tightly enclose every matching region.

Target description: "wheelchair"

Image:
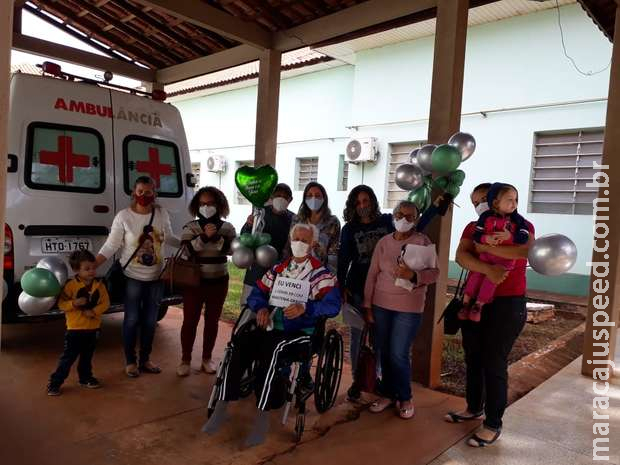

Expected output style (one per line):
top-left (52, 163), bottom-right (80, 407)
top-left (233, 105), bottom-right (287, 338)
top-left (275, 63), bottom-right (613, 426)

top-left (206, 306), bottom-right (344, 442)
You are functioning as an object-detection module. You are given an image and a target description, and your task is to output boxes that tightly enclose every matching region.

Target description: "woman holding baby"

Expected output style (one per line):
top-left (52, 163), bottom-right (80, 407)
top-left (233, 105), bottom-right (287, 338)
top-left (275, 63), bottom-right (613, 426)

top-left (362, 200), bottom-right (439, 419)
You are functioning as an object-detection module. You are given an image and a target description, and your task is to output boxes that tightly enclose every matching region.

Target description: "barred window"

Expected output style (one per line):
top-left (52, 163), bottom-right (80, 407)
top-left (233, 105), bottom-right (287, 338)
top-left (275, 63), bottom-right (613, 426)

top-left (191, 162), bottom-right (201, 190)
top-left (338, 154), bottom-right (349, 191)
top-left (386, 141), bottom-right (425, 208)
top-left (296, 157), bottom-right (318, 191)
top-left (529, 129), bottom-right (604, 215)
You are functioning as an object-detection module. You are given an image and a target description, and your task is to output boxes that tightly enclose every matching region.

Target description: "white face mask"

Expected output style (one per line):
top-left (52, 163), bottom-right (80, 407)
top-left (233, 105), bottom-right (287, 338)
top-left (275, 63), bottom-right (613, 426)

top-left (475, 201), bottom-right (489, 216)
top-left (305, 197), bottom-right (324, 212)
top-left (199, 205), bottom-right (217, 219)
top-left (394, 217), bottom-right (415, 233)
top-left (291, 241), bottom-right (310, 258)
top-left (272, 197), bottom-right (290, 212)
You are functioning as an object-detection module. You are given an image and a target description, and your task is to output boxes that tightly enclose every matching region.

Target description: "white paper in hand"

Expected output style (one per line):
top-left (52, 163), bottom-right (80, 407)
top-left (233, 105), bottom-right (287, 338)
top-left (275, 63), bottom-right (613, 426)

top-left (401, 243), bottom-right (438, 271)
top-left (269, 277), bottom-right (310, 308)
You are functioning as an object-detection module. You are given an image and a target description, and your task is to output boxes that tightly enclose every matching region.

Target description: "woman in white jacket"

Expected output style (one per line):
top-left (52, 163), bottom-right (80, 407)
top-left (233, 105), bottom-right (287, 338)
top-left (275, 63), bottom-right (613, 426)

top-left (96, 176), bottom-right (179, 377)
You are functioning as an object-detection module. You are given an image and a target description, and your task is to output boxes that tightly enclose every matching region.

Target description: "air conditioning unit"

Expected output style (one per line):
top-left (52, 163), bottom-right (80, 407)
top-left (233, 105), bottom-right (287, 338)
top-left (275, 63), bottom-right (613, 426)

top-left (345, 137), bottom-right (378, 163)
top-left (206, 155), bottom-right (227, 173)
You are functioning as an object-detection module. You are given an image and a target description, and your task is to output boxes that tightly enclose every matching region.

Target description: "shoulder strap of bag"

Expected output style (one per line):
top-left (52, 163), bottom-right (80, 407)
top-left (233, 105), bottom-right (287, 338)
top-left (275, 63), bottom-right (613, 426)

top-left (454, 267), bottom-right (466, 297)
top-left (121, 208), bottom-right (156, 270)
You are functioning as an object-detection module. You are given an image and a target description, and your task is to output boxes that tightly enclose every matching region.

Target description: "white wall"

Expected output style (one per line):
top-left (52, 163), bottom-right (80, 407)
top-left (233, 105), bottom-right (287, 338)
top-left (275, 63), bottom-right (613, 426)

top-left (174, 4), bottom-right (611, 281)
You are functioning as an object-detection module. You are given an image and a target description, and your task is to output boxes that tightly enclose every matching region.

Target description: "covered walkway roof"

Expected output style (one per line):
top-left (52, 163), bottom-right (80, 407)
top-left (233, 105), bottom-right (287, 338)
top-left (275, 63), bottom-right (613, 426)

top-left (12, 0), bottom-right (615, 86)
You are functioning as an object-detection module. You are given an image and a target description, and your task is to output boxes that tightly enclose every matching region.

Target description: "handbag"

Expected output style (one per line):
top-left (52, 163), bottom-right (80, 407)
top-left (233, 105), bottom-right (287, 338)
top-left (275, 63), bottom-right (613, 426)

top-left (437, 268), bottom-right (467, 335)
top-left (354, 325), bottom-right (378, 394)
top-left (105, 209), bottom-right (155, 303)
top-left (160, 243), bottom-right (201, 292)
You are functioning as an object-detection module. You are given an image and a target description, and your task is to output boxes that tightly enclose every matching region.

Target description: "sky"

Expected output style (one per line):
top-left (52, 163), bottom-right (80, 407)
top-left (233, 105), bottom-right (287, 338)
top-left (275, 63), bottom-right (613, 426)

top-left (11, 9), bottom-right (141, 88)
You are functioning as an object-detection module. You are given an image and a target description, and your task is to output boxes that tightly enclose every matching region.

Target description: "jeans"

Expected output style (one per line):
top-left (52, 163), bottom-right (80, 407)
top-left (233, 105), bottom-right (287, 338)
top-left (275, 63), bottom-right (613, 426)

top-left (123, 277), bottom-right (164, 366)
top-left (181, 276), bottom-right (228, 362)
top-left (372, 305), bottom-right (423, 401)
top-left (50, 330), bottom-right (99, 386)
top-left (461, 296), bottom-right (527, 430)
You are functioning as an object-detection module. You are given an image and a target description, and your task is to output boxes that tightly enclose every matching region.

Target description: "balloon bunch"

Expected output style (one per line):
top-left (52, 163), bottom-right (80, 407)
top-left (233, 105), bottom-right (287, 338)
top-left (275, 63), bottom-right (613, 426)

top-left (232, 164), bottom-right (280, 270)
top-left (19, 256), bottom-right (68, 316)
top-left (396, 132), bottom-right (476, 214)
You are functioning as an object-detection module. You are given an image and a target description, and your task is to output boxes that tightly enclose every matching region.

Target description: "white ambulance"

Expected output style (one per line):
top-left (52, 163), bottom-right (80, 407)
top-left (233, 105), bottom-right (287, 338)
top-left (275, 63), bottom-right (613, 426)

top-left (3, 63), bottom-right (194, 322)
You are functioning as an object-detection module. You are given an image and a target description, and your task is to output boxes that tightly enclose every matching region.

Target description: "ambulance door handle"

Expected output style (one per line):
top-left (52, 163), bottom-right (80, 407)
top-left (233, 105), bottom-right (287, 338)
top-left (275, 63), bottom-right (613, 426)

top-left (93, 205), bottom-right (110, 213)
top-left (7, 154), bottom-right (17, 173)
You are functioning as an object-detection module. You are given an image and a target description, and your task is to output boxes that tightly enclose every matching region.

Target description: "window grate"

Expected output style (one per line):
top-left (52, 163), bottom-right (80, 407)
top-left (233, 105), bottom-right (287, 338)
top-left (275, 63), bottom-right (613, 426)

top-left (386, 141), bottom-right (425, 208)
top-left (529, 129), bottom-right (604, 215)
top-left (296, 157), bottom-right (319, 191)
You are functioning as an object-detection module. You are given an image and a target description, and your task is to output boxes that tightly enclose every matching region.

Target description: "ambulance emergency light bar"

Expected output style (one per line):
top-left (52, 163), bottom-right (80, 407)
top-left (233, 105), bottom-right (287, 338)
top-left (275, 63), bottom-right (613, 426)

top-left (37, 61), bottom-right (167, 101)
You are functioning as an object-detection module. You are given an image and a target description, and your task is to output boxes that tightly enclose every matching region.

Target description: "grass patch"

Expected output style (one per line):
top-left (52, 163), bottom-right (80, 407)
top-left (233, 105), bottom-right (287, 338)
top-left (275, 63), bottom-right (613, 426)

top-left (222, 263), bottom-right (245, 322)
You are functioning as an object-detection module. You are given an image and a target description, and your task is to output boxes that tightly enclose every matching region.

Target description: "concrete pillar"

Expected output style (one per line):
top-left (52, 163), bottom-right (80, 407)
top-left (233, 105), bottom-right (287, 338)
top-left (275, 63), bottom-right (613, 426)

top-left (581, 9), bottom-right (620, 378)
top-left (0, 2), bottom-right (15, 346)
top-left (254, 49), bottom-right (281, 167)
top-left (411, 0), bottom-right (469, 388)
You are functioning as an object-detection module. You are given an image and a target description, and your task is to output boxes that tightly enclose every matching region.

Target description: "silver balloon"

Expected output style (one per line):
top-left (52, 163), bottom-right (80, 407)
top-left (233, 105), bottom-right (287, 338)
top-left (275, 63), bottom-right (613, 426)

top-left (230, 237), bottom-right (243, 253)
top-left (448, 132), bottom-right (476, 162)
top-left (18, 291), bottom-right (57, 316)
top-left (37, 256), bottom-right (68, 287)
top-left (528, 234), bottom-right (577, 276)
top-left (394, 164), bottom-right (425, 191)
top-left (255, 245), bottom-right (278, 268)
top-left (409, 149), bottom-right (430, 175)
top-left (417, 144), bottom-right (436, 172)
top-left (232, 246), bottom-right (255, 269)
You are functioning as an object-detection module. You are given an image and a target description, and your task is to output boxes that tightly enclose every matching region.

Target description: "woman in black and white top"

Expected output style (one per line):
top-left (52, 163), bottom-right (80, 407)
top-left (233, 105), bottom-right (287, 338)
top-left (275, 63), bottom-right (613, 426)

top-left (96, 176), bottom-right (179, 378)
top-left (177, 187), bottom-right (236, 377)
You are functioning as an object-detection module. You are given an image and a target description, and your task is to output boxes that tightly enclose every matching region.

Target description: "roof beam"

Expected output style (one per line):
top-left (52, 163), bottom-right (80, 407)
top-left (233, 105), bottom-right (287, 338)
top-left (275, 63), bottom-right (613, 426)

top-left (157, 0), bottom-right (439, 84)
top-left (156, 44), bottom-right (260, 84)
top-left (136, 0), bottom-right (272, 49)
top-left (273, 0), bottom-right (438, 50)
top-left (12, 33), bottom-right (156, 82)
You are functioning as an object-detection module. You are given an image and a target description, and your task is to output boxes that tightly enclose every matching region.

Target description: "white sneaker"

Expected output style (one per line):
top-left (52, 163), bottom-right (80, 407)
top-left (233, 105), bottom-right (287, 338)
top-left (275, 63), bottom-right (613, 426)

top-left (202, 359), bottom-right (218, 374)
top-left (177, 363), bottom-right (191, 377)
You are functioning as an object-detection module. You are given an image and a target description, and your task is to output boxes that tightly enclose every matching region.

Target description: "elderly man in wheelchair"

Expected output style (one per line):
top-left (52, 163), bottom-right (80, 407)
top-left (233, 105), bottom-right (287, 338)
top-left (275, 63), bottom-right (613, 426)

top-left (202, 222), bottom-right (342, 447)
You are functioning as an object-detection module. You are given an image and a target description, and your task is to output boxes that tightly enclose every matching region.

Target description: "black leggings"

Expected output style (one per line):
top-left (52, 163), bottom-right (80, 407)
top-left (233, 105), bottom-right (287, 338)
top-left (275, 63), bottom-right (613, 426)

top-left (461, 296), bottom-right (527, 430)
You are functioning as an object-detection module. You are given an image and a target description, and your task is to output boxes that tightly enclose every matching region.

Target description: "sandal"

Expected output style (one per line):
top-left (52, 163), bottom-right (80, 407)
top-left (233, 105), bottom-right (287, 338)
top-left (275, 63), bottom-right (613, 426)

top-left (369, 397), bottom-right (395, 413)
top-left (444, 410), bottom-right (484, 423)
top-left (467, 427), bottom-right (502, 447)
top-left (397, 401), bottom-right (415, 419)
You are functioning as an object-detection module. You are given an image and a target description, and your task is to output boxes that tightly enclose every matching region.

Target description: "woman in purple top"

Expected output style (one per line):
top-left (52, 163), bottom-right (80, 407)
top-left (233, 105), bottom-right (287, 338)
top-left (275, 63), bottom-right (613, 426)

top-left (363, 200), bottom-right (439, 419)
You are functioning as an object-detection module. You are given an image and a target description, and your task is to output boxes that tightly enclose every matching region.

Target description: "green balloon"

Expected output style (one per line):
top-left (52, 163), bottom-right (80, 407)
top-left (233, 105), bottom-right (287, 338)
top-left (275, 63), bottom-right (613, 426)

top-left (445, 184), bottom-right (461, 197)
top-left (408, 186), bottom-right (431, 213)
top-left (239, 233), bottom-right (256, 248)
top-left (235, 165), bottom-right (278, 207)
top-left (255, 233), bottom-right (272, 247)
top-left (450, 169), bottom-right (466, 186)
top-left (431, 144), bottom-right (462, 174)
top-left (21, 268), bottom-right (61, 298)
top-left (435, 176), bottom-right (450, 190)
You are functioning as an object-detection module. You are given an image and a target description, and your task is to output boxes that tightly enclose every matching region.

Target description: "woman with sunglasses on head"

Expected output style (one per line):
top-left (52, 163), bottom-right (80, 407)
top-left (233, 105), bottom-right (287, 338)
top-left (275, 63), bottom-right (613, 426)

top-left (176, 186), bottom-right (236, 377)
top-left (290, 182), bottom-right (340, 273)
top-left (96, 176), bottom-right (179, 378)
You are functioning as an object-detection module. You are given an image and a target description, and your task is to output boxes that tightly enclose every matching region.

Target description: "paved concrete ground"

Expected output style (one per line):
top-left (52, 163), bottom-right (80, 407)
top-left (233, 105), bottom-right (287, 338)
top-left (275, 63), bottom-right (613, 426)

top-left (0, 307), bottom-right (475, 465)
top-left (430, 353), bottom-right (620, 465)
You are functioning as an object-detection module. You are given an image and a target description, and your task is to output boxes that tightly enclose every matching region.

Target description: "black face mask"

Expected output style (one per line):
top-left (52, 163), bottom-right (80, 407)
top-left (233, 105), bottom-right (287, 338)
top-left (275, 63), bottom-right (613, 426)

top-left (197, 213), bottom-right (223, 229)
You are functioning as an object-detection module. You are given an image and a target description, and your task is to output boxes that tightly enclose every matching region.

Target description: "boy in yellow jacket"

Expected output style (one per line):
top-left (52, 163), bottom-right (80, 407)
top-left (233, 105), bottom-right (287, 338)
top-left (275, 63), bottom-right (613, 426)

top-left (47, 250), bottom-right (110, 396)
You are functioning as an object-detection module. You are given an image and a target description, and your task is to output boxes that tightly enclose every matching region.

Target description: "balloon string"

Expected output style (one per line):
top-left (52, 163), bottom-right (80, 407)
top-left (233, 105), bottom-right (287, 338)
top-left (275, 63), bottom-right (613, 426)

top-left (252, 207), bottom-right (266, 235)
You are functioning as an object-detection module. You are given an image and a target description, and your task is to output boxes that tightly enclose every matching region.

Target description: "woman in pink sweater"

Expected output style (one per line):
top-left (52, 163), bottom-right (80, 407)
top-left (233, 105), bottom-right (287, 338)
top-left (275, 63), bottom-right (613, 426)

top-left (363, 200), bottom-right (439, 419)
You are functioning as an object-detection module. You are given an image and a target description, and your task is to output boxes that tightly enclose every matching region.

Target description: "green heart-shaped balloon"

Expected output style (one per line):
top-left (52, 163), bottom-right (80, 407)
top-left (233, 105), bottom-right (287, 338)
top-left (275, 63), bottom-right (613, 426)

top-left (235, 165), bottom-right (278, 207)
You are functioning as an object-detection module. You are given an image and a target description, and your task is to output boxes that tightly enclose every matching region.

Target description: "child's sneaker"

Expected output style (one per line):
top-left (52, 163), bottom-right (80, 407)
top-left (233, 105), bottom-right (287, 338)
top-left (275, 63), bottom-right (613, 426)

top-left (469, 304), bottom-right (482, 323)
top-left (79, 377), bottom-right (102, 389)
top-left (47, 383), bottom-right (61, 396)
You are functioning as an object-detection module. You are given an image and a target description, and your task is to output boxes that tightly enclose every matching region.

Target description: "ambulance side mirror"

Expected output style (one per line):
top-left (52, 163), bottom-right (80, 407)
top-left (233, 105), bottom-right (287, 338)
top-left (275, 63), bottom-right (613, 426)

top-left (7, 154), bottom-right (17, 173)
top-left (186, 173), bottom-right (197, 188)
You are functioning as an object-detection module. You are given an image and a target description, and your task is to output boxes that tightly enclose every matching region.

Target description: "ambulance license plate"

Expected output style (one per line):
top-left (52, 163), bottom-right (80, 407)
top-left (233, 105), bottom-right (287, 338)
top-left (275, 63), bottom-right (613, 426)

top-left (41, 237), bottom-right (92, 254)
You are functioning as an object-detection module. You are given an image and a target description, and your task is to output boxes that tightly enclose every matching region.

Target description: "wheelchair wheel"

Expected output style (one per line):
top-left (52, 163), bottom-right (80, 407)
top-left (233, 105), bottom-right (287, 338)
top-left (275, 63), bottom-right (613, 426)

top-left (294, 413), bottom-right (305, 443)
top-left (314, 329), bottom-right (343, 413)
